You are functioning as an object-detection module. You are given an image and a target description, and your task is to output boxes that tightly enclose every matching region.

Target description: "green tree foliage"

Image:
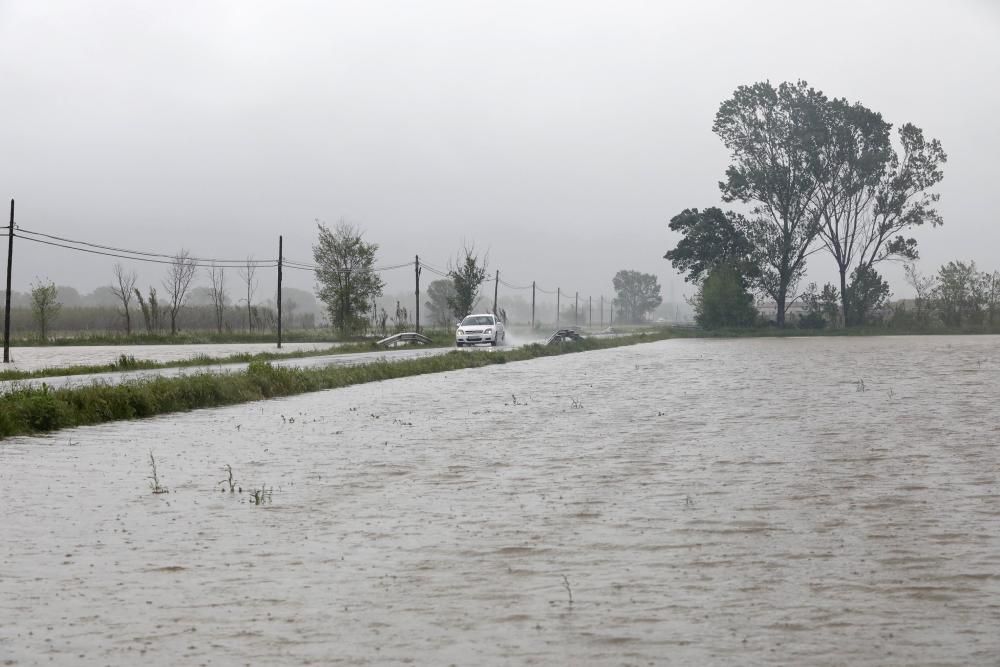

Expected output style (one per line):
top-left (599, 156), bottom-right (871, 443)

top-left (714, 80), bottom-right (829, 327)
top-left (664, 207), bottom-right (757, 287)
top-left (934, 261), bottom-right (987, 327)
top-left (30, 279), bottom-right (61, 340)
top-left (845, 265), bottom-right (891, 326)
top-left (446, 246), bottom-right (487, 319)
top-left (798, 283), bottom-right (840, 329)
top-left (425, 278), bottom-right (457, 327)
top-left (313, 221), bottom-right (385, 336)
top-left (812, 97), bottom-right (946, 325)
top-left (612, 270), bottom-right (663, 323)
top-left (693, 265), bottom-right (757, 329)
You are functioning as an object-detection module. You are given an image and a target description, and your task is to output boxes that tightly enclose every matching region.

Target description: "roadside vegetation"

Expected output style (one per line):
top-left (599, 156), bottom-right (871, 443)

top-left (0, 331), bottom-right (673, 439)
top-left (0, 331), bottom-right (455, 382)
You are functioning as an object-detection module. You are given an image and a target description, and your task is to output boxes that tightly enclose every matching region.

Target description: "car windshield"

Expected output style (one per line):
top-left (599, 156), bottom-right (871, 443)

top-left (461, 316), bottom-right (494, 326)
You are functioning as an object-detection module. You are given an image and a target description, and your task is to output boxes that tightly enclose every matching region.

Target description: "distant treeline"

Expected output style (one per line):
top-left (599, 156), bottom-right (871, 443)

top-left (0, 302), bottom-right (317, 338)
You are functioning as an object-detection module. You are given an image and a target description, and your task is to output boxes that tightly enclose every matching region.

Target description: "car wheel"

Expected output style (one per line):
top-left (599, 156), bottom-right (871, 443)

top-left (456, 342), bottom-right (463, 348)
top-left (490, 339), bottom-right (497, 347)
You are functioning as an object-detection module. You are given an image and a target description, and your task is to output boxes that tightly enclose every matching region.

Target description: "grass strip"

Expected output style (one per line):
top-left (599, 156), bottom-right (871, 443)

top-left (0, 334), bottom-right (454, 382)
top-left (0, 332), bottom-right (671, 439)
top-left (6, 330), bottom-right (349, 347)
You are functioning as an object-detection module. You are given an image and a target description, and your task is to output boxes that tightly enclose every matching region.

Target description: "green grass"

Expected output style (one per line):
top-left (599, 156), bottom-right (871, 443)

top-left (5, 328), bottom-right (453, 347)
top-left (0, 331), bottom-right (673, 439)
top-left (0, 332), bottom-right (455, 382)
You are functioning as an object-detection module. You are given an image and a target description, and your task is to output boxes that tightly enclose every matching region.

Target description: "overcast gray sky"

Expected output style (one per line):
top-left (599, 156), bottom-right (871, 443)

top-left (1, 0), bottom-right (998, 307)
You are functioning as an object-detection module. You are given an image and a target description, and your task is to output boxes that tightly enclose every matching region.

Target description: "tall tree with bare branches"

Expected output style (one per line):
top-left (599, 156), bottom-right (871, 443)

top-left (238, 256), bottom-right (258, 333)
top-left (206, 263), bottom-right (228, 334)
top-left (162, 249), bottom-right (197, 335)
top-left (110, 263), bottom-right (138, 335)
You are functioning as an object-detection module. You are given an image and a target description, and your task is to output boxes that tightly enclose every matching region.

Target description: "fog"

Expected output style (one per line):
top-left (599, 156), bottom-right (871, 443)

top-left (1, 1), bottom-right (998, 308)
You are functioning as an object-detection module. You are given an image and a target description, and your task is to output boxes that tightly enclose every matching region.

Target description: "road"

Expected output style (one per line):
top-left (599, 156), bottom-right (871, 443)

top-left (0, 341), bottom-right (542, 394)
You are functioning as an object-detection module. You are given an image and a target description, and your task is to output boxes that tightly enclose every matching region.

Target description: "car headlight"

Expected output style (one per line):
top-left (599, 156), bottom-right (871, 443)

top-left (457, 329), bottom-right (464, 335)
top-left (484, 328), bottom-right (492, 334)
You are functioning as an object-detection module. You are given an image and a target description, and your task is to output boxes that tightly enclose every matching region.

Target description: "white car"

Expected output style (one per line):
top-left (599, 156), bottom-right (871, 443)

top-left (456, 313), bottom-right (505, 347)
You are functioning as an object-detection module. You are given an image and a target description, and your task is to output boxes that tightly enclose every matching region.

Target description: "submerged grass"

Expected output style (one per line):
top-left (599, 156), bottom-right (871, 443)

top-left (0, 332), bottom-right (670, 439)
top-left (0, 333), bottom-right (454, 382)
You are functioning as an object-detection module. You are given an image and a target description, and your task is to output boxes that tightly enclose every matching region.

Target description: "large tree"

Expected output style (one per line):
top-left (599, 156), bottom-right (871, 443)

top-left (811, 98), bottom-right (946, 325)
top-left (713, 80), bottom-right (828, 326)
top-left (612, 270), bottom-right (662, 323)
top-left (313, 220), bottom-right (385, 336)
top-left (665, 207), bottom-right (758, 287)
top-left (446, 246), bottom-right (488, 319)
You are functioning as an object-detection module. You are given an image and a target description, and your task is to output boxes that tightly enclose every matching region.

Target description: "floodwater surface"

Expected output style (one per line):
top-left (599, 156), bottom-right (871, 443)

top-left (2, 342), bottom-right (335, 372)
top-left (1, 335), bottom-right (998, 665)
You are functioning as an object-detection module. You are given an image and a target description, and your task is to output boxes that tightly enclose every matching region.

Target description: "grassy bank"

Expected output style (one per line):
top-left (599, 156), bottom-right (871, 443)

top-left (0, 332), bottom-right (670, 439)
top-left (5, 328), bottom-right (446, 347)
top-left (0, 333), bottom-right (454, 382)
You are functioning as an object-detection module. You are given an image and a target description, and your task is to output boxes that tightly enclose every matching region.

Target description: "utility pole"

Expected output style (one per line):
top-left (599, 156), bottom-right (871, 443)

top-left (610, 299), bottom-right (613, 327)
top-left (556, 288), bottom-right (560, 328)
top-left (276, 235), bottom-right (283, 349)
top-left (574, 292), bottom-right (578, 326)
top-left (3, 200), bottom-right (14, 363)
top-left (531, 281), bottom-right (536, 331)
top-left (414, 255), bottom-right (421, 333)
top-left (493, 269), bottom-right (499, 315)
top-left (589, 296), bottom-right (592, 328)
top-left (600, 295), bottom-right (604, 327)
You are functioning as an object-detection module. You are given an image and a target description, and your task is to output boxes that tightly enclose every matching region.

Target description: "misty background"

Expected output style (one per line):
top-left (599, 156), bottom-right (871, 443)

top-left (1, 0), bottom-right (998, 320)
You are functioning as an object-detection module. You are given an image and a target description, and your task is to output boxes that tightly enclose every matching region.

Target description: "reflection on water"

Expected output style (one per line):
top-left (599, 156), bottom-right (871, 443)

top-left (1, 335), bottom-right (998, 665)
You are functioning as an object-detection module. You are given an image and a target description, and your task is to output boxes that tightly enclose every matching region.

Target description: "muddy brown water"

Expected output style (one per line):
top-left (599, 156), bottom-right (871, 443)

top-left (1, 335), bottom-right (998, 665)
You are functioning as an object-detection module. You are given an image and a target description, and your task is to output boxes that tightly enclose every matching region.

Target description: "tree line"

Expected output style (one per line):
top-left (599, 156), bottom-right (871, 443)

top-left (665, 80), bottom-right (948, 329)
top-left (315, 220), bottom-right (667, 335)
top-left (5, 220), bottom-right (671, 342)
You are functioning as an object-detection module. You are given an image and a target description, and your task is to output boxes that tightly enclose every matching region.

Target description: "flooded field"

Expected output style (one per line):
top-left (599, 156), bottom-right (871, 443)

top-left (1, 335), bottom-right (998, 665)
top-left (2, 342), bottom-right (336, 372)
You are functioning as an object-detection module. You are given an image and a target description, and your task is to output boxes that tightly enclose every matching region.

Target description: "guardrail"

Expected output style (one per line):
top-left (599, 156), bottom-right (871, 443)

top-left (376, 332), bottom-right (433, 347)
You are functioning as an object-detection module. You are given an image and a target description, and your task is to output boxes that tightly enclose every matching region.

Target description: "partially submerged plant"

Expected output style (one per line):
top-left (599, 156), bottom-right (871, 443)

top-left (148, 450), bottom-right (168, 494)
top-left (219, 464), bottom-right (237, 493)
top-left (249, 486), bottom-right (272, 506)
top-left (561, 575), bottom-right (574, 605)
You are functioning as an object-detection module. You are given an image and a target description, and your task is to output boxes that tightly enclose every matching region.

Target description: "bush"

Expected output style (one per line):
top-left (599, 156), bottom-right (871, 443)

top-left (694, 265), bottom-right (758, 329)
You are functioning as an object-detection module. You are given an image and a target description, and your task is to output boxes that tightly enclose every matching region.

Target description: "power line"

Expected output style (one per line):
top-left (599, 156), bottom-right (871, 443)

top-left (16, 233), bottom-right (278, 269)
top-left (500, 278), bottom-right (532, 290)
top-left (16, 225), bottom-right (271, 265)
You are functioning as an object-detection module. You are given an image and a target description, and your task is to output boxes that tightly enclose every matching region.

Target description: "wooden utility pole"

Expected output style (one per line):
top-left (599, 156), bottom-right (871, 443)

top-left (600, 295), bottom-right (604, 327)
top-left (3, 200), bottom-right (14, 363)
top-left (589, 296), bottom-right (592, 328)
top-left (531, 281), bottom-right (536, 331)
top-left (414, 255), bottom-right (421, 333)
top-left (493, 269), bottom-right (499, 315)
top-left (574, 292), bottom-right (578, 326)
top-left (556, 288), bottom-right (560, 328)
top-left (276, 235), bottom-right (283, 349)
